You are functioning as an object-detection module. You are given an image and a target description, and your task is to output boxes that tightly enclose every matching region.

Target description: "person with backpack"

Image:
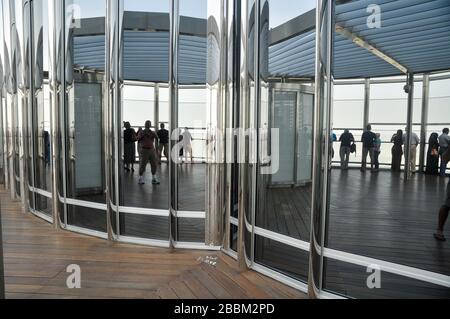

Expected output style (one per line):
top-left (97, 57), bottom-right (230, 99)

top-left (339, 129), bottom-right (354, 170)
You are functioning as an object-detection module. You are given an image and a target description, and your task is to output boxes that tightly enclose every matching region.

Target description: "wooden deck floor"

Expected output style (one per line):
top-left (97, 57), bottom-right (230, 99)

top-left (0, 187), bottom-right (306, 299)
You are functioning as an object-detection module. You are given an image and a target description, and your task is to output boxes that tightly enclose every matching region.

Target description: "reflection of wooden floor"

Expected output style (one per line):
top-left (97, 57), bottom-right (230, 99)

top-left (257, 184), bottom-right (311, 241)
top-left (0, 188), bottom-right (306, 299)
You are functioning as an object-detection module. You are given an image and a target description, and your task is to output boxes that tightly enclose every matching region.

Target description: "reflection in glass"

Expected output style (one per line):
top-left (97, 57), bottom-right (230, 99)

top-left (32, 0), bottom-right (52, 216)
top-left (253, 0), bottom-right (316, 280)
top-left (117, 0), bottom-right (171, 240)
top-left (64, 0), bottom-right (106, 230)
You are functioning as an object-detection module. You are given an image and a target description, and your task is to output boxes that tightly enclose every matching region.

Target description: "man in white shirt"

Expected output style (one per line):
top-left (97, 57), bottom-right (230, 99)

top-left (182, 128), bottom-right (193, 163)
top-left (438, 128), bottom-right (450, 177)
top-left (403, 128), bottom-right (420, 174)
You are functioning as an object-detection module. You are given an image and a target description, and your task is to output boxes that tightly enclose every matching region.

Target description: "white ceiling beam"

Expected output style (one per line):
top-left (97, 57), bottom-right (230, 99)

top-left (335, 24), bottom-right (409, 74)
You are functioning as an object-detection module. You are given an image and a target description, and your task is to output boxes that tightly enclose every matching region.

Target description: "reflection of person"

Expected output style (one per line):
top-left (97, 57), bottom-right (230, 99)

top-left (137, 121), bottom-right (159, 185)
top-left (360, 125), bottom-right (376, 172)
top-left (331, 132), bottom-right (337, 159)
top-left (434, 148), bottom-right (450, 241)
top-left (373, 133), bottom-right (381, 172)
top-left (403, 127), bottom-right (420, 174)
top-left (426, 133), bottom-right (440, 175)
top-left (391, 130), bottom-right (403, 172)
top-left (157, 123), bottom-right (169, 164)
top-left (123, 122), bottom-right (137, 172)
top-left (182, 127), bottom-right (193, 163)
top-left (339, 129), bottom-right (354, 170)
top-left (44, 130), bottom-right (50, 166)
top-left (439, 128), bottom-right (450, 177)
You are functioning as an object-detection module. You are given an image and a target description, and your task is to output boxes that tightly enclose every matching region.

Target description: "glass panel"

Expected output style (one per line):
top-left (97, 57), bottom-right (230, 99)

top-left (177, 218), bottom-right (205, 243)
top-left (118, 0), bottom-right (170, 240)
top-left (326, 0), bottom-right (450, 299)
top-left (64, 0), bottom-right (106, 230)
top-left (67, 204), bottom-right (107, 233)
top-left (323, 258), bottom-right (450, 299)
top-left (177, 0), bottom-right (207, 216)
top-left (255, 1), bottom-right (316, 244)
top-left (248, 0), bottom-right (317, 287)
top-left (120, 213), bottom-right (169, 240)
top-left (32, 0), bottom-right (52, 216)
top-left (255, 235), bottom-right (309, 282)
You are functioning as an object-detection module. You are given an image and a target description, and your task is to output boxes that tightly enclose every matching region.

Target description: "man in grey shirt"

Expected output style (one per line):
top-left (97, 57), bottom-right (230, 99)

top-left (438, 128), bottom-right (450, 177)
top-left (403, 128), bottom-right (420, 174)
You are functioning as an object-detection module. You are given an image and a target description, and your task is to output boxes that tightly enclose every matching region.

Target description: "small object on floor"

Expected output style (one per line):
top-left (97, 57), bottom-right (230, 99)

top-left (434, 233), bottom-right (446, 242)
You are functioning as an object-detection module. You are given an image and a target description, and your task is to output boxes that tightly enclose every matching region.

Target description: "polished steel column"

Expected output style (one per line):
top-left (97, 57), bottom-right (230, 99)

top-left (20, 0), bottom-right (32, 213)
top-left (419, 74), bottom-right (429, 173)
top-left (308, 0), bottom-right (335, 299)
top-left (363, 78), bottom-right (370, 129)
top-left (169, 0), bottom-right (179, 247)
top-left (404, 72), bottom-right (414, 181)
top-left (14, 0), bottom-right (29, 211)
top-left (105, 0), bottom-right (122, 241)
top-left (205, 0), bottom-right (226, 247)
top-left (154, 84), bottom-right (160, 131)
top-left (0, 198), bottom-right (4, 299)
top-left (48, 0), bottom-right (63, 229)
top-left (237, 0), bottom-right (250, 271)
top-left (4, 0), bottom-right (17, 200)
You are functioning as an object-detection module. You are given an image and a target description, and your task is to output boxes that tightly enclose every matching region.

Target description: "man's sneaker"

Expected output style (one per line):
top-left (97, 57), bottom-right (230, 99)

top-left (138, 176), bottom-right (145, 185)
top-left (152, 177), bottom-right (160, 185)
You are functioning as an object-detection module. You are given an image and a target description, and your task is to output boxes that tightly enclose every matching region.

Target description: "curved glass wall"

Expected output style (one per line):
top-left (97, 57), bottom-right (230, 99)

top-left (1, 0), bottom-right (449, 300)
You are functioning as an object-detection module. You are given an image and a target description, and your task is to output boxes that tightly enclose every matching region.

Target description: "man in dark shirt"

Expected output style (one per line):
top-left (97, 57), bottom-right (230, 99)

top-left (157, 123), bottom-right (170, 164)
top-left (339, 129), bottom-right (354, 170)
top-left (361, 124), bottom-right (377, 172)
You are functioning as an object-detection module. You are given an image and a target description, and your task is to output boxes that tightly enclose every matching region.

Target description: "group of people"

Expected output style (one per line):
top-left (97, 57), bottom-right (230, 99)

top-left (123, 121), bottom-right (194, 185)
top-left (337, 125), bottom-right (382, 172)
top-left (335, 125), bottom-right (450, 242)
top-left (336, 125), bottom-right (449, 176)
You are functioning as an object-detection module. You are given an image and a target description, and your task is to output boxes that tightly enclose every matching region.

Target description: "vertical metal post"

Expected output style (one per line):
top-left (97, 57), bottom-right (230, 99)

top-left (419, 74), bottom-right (429, 173)
top-left (169, 0), bottom-right (179, 247)
top-left (154, 84), bottom-right (159, 131)
top-left (308, 0), bottom-right (335, 299)
top-left (205, 0), bottom-right (226, 247)
top-left (237, 0), bottom-right (249, 271)
top-left (105, 0), bottom-right (115, 241)
top-left (48, 0), bottom-right (63, 229)
top-left (363, 78), bottom-right (370, 129)
top-left (0, 195), bottom-right (4, 299)
top-left (404, 72), bottom-right (414, 181)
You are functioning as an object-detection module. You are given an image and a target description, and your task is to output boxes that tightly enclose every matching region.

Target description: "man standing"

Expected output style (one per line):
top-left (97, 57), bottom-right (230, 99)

top-left (360, 125), bottom-right (376, 172)
top-left (438, 128), bottom-right (450, 177)
top-left (137, 120), bottom-right (160, 185)
top-left (157, 123), bottom-right (170, 164)
top-left (434, 148), bottom-right (450, 241)
top-left (403, 127), bottom-right (420, 174)
top-left (339, 129), bottom-right (354, 170)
